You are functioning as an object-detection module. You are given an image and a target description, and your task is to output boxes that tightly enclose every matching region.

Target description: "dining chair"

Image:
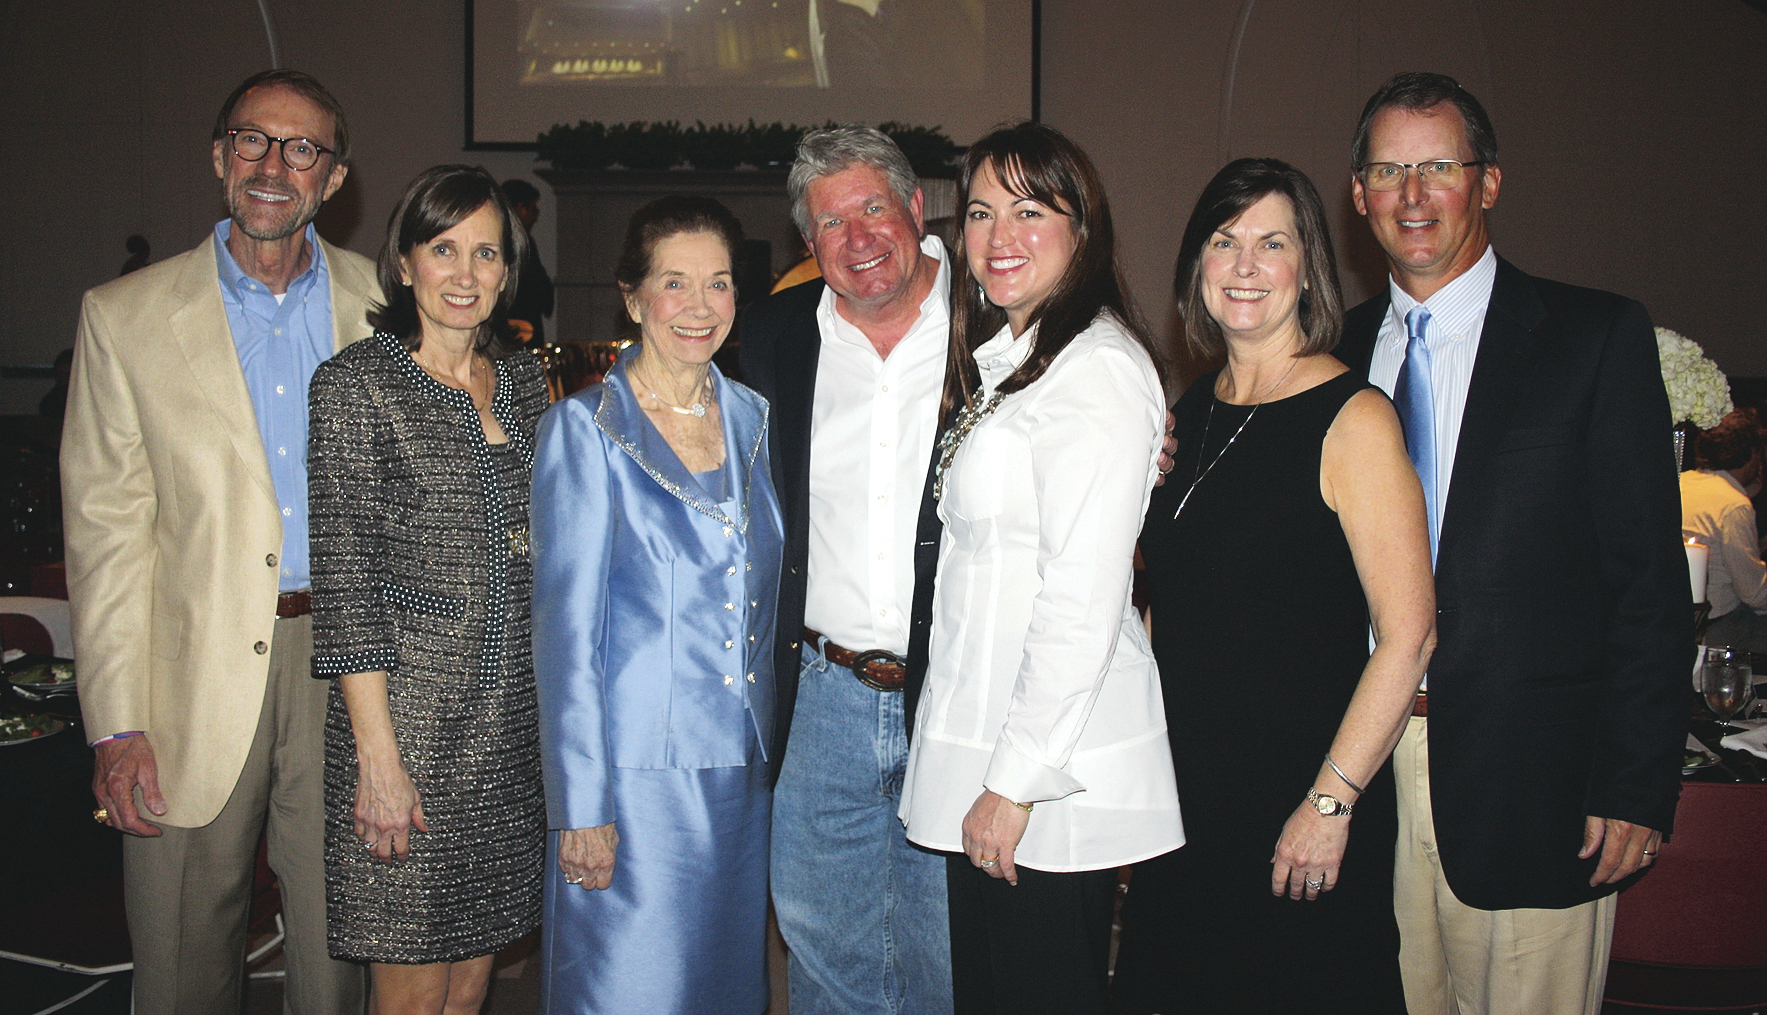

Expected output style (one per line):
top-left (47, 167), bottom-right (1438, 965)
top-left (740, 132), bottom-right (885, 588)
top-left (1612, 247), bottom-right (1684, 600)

top-left (0, 595), bottom-right (71, 657)
top-left (1604, 779), bottom-right (1767, 1011)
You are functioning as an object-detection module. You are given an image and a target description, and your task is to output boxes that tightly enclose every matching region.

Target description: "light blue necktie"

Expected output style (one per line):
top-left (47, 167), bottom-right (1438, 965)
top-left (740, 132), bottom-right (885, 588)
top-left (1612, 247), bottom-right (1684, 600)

top-left (1395, 306), bottom-right (1437, 564)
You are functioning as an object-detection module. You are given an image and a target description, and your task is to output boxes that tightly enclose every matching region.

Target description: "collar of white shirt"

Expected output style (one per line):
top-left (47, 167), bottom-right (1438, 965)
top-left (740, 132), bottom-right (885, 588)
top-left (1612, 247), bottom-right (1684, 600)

top-left (815, 234), bottom-right (951, 353)
top-left (1386, 244), bottom-right (1498, 342)
top-left (974, 320), bottom-right (1036, 388)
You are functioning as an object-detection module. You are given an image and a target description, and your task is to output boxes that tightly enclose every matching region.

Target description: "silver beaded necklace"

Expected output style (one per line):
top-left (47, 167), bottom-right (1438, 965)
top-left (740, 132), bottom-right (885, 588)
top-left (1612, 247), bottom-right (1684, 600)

top-left (933, 387), bottom-right (1007, 500)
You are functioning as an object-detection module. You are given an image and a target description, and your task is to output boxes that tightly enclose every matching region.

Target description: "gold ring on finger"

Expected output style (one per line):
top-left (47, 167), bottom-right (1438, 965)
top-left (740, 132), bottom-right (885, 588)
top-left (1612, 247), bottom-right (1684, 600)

top-left (93, 807), bottom-right (109, 823)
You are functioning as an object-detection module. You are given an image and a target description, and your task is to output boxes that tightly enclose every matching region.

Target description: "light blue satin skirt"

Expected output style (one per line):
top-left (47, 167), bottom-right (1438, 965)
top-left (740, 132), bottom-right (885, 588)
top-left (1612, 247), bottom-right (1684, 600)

top-left (539, 754), bottom-right (771, 1014)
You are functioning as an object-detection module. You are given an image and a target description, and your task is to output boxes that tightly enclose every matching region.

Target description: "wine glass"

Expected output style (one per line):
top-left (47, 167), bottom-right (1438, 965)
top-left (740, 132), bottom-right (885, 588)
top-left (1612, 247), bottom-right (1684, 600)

top-left (1700, 646), bottom-right (1756, 731)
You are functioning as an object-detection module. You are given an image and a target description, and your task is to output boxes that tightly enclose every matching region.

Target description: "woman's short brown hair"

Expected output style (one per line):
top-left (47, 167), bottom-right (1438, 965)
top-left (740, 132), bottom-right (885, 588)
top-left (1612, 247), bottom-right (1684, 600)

top-left (1175, 157), bottom-right (1343, 361)
top-left (368, 164), bottom-right (528, 359)
top-left (614, 195), bottom-right (744, 295)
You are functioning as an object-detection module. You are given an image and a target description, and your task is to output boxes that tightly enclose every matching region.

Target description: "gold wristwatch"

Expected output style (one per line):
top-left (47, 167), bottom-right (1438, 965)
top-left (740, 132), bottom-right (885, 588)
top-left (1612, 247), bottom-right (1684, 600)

top-left (1307, 787), bottom-right (1353, 817)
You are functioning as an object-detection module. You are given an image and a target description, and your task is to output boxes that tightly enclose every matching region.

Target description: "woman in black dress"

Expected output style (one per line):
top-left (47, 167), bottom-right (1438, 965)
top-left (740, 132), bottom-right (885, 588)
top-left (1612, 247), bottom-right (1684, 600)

top-left (309, 165), bottom-right (548, 1015)
top-left (1112, 158), bottom-right (1434, 1014)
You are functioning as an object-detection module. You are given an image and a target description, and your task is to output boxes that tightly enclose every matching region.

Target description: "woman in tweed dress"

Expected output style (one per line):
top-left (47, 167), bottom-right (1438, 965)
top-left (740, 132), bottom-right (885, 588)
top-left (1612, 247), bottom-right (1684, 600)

top-left (309, 165), bottom-right (548, 1015)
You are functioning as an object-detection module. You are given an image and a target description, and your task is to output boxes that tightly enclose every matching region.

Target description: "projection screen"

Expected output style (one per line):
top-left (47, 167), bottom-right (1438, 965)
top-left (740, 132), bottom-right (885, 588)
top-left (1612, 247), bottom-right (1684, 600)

top-left (467, 0), bottom-right (1036, 148)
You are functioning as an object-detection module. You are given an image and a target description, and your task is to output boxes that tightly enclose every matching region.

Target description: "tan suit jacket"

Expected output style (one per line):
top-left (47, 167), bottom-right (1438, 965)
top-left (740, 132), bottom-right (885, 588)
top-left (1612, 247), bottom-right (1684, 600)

top-left (63, 232), bottom-right (380, 828)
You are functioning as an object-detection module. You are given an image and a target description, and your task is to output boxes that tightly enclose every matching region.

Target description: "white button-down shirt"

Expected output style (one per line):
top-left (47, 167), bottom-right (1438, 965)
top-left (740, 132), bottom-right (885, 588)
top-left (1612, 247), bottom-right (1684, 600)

top-left (1682, 469), bottom-right (1767, 619)
top-left (804, 235), bottom-right (950, 655)
top-left (899, 314), bottom-right (1184, 872)
top-left (1367, 244), bottom-right (1499, 537)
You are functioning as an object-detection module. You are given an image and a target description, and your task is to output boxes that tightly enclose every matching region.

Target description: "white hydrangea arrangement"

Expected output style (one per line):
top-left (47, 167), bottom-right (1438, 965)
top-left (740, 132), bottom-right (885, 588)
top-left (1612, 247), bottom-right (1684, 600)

top-left (1657, 327), bottom-right (1731, 429)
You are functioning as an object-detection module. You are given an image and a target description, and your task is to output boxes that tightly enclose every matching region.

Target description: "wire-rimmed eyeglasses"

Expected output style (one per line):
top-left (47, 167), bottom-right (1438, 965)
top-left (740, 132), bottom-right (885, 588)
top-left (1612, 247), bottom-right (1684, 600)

top-left (225, 129), bottom-right (334, 172)
top-left (1357, 160), bottom-right (1485, 192)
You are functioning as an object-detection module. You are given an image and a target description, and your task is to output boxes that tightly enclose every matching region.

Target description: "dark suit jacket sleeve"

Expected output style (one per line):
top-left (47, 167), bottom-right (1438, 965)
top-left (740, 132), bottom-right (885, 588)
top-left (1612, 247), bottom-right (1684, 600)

top-left (735, 282), bottom-right (823, 782)
top-left (1583, 298), bottom-right (1690, 833)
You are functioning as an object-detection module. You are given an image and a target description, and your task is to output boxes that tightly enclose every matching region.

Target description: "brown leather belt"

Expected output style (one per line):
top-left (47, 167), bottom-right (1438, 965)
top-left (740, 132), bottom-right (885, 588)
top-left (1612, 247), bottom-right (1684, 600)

top-left (1411, 691), bottom-right (1429, 718)
top-left (803, 627), bottom-right (906, 692)
top-left (276, 590), bottom-right (312, 618)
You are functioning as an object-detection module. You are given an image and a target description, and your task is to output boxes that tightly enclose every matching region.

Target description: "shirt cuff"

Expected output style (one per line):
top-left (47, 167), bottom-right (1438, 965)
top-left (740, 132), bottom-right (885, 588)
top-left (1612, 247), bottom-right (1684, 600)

top-left (90, 730), bottom-right (144, 748)
top-left (982, 736), bottom-right (1087, 805)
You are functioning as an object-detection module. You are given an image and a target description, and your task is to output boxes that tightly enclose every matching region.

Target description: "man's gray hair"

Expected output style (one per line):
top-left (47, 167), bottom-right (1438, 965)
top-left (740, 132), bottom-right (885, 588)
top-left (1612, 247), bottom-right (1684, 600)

top-left (787, 125), bottom-right (919, 236)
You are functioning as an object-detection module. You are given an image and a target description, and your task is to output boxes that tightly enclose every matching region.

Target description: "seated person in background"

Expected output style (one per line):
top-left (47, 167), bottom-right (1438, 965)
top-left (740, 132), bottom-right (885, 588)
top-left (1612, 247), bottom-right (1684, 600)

top-left (1683, 408), bottom-right (1767, 650)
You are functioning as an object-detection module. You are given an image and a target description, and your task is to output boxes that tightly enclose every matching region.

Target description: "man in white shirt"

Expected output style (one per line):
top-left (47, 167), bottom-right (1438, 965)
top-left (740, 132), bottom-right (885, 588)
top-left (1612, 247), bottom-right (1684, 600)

top-left (1337, 72), bottom-right (1688, 1015)
top-left (1683, 410), bottom-right (1767, 650)
top-left (738, 125), bottom-right (955, 1015)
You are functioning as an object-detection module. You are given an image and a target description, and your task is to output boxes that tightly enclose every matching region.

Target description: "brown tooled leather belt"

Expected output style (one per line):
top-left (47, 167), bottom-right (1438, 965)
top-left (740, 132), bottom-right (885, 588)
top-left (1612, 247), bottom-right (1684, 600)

top-left (276, 590), bottom-right (312, 618)
top-left (1411, 692), bottom-right (1429, 717)
top-left (803, 627), bottom-right (906, 692)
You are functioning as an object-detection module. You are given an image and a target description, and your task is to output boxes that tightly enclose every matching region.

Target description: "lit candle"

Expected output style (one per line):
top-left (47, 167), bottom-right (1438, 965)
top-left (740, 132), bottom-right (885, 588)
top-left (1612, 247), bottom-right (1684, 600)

top-left (1686, 537), bottom-right (1709, 604)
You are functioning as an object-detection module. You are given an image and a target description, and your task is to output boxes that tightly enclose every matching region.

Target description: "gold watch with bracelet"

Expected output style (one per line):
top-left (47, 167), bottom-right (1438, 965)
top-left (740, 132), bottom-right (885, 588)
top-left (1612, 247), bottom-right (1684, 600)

top-left (1306, 787), bottom-right (1354, 817)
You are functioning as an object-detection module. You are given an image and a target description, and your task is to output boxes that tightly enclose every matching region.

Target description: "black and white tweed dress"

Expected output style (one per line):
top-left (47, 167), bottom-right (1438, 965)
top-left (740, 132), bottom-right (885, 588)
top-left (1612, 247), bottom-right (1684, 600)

top-left (309, 332), bottom-right (548, 964)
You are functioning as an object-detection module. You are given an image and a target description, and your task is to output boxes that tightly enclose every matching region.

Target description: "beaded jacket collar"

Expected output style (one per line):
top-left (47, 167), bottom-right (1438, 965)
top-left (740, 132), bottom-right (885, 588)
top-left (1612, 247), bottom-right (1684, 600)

top-left (594, 347), bottom-right (768, 533)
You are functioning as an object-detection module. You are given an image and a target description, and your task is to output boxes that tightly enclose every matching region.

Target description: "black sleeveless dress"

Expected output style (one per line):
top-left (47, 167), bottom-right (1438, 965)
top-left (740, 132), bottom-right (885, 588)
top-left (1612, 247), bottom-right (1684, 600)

top-left (1111, 369), bottom-right (1405, 1014)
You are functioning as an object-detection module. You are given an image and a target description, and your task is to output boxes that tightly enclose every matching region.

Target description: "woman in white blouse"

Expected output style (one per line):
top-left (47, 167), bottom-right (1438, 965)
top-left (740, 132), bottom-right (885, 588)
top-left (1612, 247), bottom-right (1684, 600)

top-left (898, 121), bottom-right (1183, 1013)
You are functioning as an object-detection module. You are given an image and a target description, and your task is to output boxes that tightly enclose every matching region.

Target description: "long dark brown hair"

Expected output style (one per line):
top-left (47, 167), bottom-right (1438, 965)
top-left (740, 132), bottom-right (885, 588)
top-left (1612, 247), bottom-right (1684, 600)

top-left (941, 122), bottom-right (1162, 419)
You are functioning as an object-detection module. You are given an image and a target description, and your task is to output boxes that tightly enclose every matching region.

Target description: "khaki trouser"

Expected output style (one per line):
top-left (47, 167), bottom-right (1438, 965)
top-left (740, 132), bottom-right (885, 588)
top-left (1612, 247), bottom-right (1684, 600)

top-left (122, 614), bottom-right (364, 1015)
top-left (1393, 715), bottom-right (1615, 1015)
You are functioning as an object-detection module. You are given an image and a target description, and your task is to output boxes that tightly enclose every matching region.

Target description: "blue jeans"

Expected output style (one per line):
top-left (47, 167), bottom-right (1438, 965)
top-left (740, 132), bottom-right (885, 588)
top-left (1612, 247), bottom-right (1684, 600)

top-left (771, 639), bottom-right (954, 1015)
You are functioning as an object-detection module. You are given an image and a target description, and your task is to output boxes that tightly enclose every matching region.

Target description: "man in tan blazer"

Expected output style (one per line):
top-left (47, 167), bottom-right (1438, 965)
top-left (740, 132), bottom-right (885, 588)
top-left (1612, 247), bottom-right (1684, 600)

top-left (63, 69), bottom-right (378, 1014)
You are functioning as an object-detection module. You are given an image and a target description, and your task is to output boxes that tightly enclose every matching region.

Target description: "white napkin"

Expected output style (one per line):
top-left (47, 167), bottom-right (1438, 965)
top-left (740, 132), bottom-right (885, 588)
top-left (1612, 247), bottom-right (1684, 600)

top-left (1718, 719), bottom-right (1767, 759)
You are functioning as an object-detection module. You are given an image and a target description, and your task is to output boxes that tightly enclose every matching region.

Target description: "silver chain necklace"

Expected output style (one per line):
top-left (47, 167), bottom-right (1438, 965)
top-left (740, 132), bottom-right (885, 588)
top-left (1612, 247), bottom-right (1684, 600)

top-left (1172, 359), bottom-right (1298, 519)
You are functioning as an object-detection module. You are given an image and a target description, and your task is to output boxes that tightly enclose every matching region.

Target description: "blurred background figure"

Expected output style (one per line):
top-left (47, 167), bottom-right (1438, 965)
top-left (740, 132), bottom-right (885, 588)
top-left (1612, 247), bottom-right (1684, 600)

top-left (501, 178), bottom-right (554, 345)
top-left (1683, 408), bottom-right (1767, 651)
top-left (37, 349), bottom-right (73, 420)
top-left (120, 234), bottom-right (151, 275)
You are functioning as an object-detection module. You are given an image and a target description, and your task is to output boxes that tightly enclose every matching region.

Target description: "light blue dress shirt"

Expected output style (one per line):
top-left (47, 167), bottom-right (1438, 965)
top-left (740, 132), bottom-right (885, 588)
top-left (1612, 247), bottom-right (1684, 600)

top-left (213, 219), bottom-right (334, 592)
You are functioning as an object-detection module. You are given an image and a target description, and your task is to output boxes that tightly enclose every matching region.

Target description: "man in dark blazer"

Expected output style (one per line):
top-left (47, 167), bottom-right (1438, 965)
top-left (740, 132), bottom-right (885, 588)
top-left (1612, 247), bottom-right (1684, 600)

top-left (738, 125), bottom-right (957, 1015)
top-left (1337, 72), bottom-right (1689, 1015)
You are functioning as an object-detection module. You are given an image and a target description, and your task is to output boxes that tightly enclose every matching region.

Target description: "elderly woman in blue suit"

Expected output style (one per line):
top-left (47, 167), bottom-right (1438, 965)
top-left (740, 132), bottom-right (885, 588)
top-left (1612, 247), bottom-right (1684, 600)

top-left (530, 195), bottom-right (782, 1014)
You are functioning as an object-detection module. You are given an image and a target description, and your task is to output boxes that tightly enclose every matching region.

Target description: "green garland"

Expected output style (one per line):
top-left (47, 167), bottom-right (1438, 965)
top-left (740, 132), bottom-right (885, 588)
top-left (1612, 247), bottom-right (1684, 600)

top-left (536, 120), bottom-right (962, 178)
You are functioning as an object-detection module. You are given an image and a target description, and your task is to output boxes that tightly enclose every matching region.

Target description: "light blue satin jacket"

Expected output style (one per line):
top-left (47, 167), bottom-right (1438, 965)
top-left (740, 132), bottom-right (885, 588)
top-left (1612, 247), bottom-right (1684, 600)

top-left (531, 351), bottom-right (783, 830)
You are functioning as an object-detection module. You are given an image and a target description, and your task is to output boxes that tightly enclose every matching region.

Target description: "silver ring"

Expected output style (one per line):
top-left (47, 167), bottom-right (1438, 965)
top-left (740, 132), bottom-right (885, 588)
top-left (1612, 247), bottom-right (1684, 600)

top-left (566, 875), bottom-right (583, 885)
top-left (1305, 877), bottom-right (1323, 889)
top-left (361, 840), bottom-right (374, 851)
top-left (979, 859), bottom-right (997, 869)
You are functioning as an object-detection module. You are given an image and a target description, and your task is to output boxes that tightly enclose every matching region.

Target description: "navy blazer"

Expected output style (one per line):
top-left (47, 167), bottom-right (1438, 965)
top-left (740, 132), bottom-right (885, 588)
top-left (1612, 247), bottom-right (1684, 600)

top-left (1339, 256), bottom-right (1691, 910)
top-left (530, 349), bottom-right (783, 829)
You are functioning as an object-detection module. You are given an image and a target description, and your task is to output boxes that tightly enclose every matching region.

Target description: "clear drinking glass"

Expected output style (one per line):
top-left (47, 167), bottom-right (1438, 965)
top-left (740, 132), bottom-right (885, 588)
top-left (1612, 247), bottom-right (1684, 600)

top-left (1700, 645), bottom-right (1756, 731)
